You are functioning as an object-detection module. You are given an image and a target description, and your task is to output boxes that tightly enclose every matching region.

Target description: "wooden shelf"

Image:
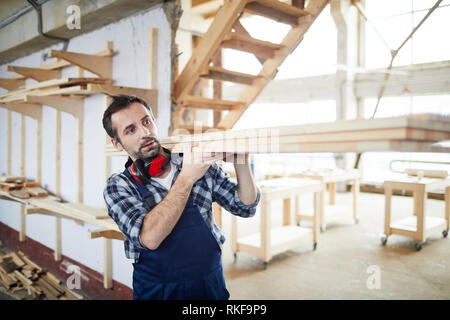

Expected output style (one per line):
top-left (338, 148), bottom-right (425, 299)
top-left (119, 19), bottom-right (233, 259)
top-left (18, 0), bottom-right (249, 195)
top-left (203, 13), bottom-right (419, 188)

top-left (237, 225), bottom-right (314, 257)
top-left (390, 216), bottom-right (447, 239)
top-left (0, 189), bottom-right (121, 234)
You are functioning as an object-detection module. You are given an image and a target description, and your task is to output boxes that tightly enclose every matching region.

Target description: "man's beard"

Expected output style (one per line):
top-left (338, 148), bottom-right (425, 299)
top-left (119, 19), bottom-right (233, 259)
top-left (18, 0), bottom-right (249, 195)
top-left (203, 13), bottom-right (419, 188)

top-left (126, 137), bottom-right (162, 160)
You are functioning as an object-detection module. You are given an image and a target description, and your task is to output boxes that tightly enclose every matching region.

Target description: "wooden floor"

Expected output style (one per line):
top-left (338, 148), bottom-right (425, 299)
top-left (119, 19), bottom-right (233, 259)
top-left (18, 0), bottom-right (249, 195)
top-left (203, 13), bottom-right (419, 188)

top-left (220, 192), bottom-right (450, 299)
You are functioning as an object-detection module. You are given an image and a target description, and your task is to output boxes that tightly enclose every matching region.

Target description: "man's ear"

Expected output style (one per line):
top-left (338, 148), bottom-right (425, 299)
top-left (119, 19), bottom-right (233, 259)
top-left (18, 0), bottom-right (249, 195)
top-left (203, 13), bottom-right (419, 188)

top-left (111, 138), bottom-right (123, 151)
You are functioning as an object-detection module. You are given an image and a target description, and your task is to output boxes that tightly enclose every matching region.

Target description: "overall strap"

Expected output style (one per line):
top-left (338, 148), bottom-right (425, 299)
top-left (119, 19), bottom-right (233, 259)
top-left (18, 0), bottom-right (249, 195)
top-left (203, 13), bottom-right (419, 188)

top-left (123, 167), bottom-right (152, 198)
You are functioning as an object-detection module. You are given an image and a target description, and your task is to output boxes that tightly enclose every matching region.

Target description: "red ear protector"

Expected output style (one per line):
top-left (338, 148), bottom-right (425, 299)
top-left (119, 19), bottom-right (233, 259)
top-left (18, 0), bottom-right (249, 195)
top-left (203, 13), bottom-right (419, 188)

top-left (130, 151), bottom-right (171, 185)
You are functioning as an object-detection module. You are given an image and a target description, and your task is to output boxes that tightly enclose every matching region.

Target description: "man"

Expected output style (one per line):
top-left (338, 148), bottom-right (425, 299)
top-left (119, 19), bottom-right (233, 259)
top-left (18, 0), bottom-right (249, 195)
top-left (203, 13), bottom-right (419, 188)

top-left (102, 95), bottom-right (260, 300)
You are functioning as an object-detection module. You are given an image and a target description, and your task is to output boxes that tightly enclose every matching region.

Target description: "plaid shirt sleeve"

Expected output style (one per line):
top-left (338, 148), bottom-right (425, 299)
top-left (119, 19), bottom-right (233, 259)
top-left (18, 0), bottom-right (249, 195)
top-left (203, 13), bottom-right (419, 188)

top-left (103, 173), bottom-right (148, 250)
top-left (210, 163), bottom-right (260, 217)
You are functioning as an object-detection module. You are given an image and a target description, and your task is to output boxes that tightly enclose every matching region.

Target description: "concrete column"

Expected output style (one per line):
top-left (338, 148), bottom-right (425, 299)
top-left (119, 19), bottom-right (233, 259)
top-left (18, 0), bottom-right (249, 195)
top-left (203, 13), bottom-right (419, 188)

top-left (331, 0), bottom-right (365, 180)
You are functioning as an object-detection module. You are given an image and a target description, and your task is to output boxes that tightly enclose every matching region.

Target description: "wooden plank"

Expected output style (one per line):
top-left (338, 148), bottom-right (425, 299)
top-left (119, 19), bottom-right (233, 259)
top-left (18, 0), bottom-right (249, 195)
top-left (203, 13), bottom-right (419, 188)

top-left (6, 66), bottom-right (61, 82)
top-left (244, 1), bottom-right (309, 26)
top-left (17, 251), bottom-right (42, 273)
top-left (200, 66), bottom-right (260, 85)
top-left (25, 187), bottom-right (48, 197)
top-left (25, 95), bottom-right (84, 119)
top-left (179, 95), bottom-right (243, 110)
top-left (166, 114), bottom-right (450, 144)
top-left (222, 32), bottom-right (283, 60)
top-left (251, 0), bottom-right (310, 17)
top-left (48, 50), bottom-right (112, 79)
top-left (0, 78), bottom-right (25, 91)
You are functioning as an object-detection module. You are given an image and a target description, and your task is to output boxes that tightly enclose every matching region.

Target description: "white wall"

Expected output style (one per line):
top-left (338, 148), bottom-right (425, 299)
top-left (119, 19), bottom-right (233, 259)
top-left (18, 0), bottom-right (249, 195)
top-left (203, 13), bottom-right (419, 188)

top-left (0, 5), bottom-right (172, 289)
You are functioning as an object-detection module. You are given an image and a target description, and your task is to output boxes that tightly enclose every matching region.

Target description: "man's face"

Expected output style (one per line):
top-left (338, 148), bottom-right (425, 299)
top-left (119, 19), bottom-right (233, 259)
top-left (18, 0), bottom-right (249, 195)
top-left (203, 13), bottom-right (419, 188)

top-left (110, 102), bottom-right (161, 161)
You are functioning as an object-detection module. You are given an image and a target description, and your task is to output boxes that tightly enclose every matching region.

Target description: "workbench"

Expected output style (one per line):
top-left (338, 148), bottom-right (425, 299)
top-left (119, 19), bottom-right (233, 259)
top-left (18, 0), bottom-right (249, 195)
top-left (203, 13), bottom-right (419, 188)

top-left (293, 169), bottom-right (361, 232)
top-left (382, 177), bottom-right (450, 250)
top-left (231, 177), bottom-right (321, 267)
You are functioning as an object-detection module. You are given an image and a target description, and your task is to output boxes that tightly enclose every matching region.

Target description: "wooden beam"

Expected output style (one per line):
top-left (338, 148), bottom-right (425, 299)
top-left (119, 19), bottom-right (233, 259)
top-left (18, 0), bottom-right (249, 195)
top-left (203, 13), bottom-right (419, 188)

top-left (179, 96), bottom-right (243, 111)
top-left (7, 66), bottom-right (61, 82)
top-left (48, 50), bottom-right (112, 79)
top-left (200, 66), bottom-right (260, 85)
top-left (212, 49), bottom-right (223, 127)
top-left (0, 78), bottom-right (25, 91)
top-left (244, 1), bottom-right (309, 26)
top-left (148, 28), bottom-right (158, 90)
top-left (222, 32), bottom-right (283, 60)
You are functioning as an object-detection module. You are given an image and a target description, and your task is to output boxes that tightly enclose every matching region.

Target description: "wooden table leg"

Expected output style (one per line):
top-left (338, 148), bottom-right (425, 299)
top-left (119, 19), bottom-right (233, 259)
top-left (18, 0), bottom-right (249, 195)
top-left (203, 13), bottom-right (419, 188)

top-left (283, 198), bottom-right (291, 226)
top-left (295, 196), bottom-right (300, 224)
top-left (231, 215), bottom-right (238, 254)
top-left (352, 179), bottom-right (359, 222)
top-left (445, 186), bottom-right (449, 230)
top-left (320, 182), bottom-right (326, 230)
top-left (313, 191), bottom-right (320, 245)
top-left (414, 185), bottom-right (426, 242)
top-left (384, 187), bottom-right (392, 236)
top-left (261, 200), bottom-right (271, 263)
top-left (329, 182), bottom-right (336, 205)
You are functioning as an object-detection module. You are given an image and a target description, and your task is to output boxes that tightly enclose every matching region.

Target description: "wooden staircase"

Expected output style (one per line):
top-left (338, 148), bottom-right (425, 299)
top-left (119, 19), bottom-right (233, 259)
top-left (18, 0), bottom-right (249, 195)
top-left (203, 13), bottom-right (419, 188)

top-left (173, 0), bottom-right (330, 133)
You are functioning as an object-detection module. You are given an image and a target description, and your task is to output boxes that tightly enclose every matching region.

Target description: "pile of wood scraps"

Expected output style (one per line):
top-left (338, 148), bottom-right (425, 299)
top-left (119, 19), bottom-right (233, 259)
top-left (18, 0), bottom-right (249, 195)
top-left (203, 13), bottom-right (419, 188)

top-left (0, 176), bottom-right (49, 199)
top-left (0, 251), bottom-right (83, 300)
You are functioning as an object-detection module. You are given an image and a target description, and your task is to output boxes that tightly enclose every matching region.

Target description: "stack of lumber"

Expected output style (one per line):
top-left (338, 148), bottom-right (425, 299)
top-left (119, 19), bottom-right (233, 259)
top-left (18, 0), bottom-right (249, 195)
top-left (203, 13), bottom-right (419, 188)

top-left (0, 251), bottom-right (83, 300)
top-left (0, 176), bottom-right (48, 198)
top-left (0, 77), bottom-right (112, 103)
top-left (163, 113), bottom-right (450, 154)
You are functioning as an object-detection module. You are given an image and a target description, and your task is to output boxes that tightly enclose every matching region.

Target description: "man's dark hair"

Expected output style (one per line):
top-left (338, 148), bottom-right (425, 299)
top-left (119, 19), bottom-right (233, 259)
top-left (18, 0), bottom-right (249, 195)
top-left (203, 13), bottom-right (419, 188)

top-left (102, 95), bottom-right (154, 141)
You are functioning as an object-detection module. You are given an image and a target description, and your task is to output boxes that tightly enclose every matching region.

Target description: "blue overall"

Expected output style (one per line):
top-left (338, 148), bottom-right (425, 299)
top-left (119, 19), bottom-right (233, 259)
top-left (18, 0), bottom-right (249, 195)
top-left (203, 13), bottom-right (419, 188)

top-left (124, 169), bottom-right (230, 300)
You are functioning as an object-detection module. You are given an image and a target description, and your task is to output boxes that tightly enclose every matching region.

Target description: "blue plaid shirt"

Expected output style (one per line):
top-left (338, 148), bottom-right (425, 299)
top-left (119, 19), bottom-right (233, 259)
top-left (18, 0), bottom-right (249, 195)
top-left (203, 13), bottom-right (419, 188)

top-left (103, 153), bottom-right (260, 262)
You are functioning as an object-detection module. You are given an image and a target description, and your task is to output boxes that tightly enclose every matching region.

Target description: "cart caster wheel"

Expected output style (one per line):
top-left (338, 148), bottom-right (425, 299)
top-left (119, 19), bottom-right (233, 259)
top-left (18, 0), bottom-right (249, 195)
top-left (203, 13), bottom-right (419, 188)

top-left (233, 252), bottom-right (237, 262)
top-left (263, 262), bottom-right (268, 270)
top-left (313, 242), bottom-right (317, 251)
top-left (380, 235), bottom-right (388, 246)
top-left (354, 217), bottom-right (359, 224)
top-left (320, 225), bottom-right (326, 233)
top-left (296, 221), bottom-right (300, 227)
top-left (443, 229), bottom-right (449, 238)
top-left (415, 242), bottom-right (423, 251)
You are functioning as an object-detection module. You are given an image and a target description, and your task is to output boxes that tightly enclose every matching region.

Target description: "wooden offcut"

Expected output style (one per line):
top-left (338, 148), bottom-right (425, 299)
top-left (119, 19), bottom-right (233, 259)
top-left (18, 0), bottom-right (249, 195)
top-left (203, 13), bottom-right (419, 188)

top-left (0, 251), bottom-right (83, 300)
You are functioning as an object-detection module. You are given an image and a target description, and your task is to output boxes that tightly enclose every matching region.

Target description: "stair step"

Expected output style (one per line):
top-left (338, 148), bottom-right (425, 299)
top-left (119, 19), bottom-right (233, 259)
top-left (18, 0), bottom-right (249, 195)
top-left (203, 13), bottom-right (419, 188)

top-left (180, 96), bottom-right (244, 111)
top-left (200, 66), bottom-right (260, 85)
top-left (244, 0), bottom-right (310, 26)
top-left (222, 33), bottom-right (283, 60)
